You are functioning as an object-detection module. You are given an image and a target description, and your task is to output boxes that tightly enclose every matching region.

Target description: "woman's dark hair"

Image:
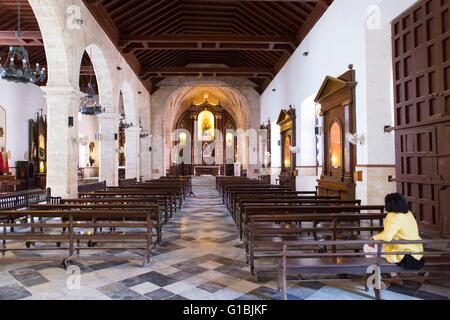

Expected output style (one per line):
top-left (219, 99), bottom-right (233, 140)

top-left (385, 193), bottom-right (410, 214)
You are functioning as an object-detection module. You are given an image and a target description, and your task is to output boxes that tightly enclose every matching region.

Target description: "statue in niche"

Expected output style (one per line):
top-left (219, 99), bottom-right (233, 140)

top-left (89, 142), bottom-right (96, 167)
top-left (198, 110), bottom-right (215, 141)
top-left (38, 133), bottom-right (45, 159)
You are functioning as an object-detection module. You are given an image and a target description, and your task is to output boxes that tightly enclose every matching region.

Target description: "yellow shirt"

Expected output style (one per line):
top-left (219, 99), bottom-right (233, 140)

top-left (372, 212), bottom-right (423, 264)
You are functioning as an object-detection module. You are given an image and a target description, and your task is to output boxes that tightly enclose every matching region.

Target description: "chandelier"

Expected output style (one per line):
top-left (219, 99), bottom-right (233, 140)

top-left (139, 122), bottom-right (149, 138)
top-left (80, 82), bottom-right (105, 116)
top-left (0, 0), bottom-right (46, 84)
top-left (119, 113), bottom-right (132, 129)
top-left (80, 49), bottom-right (104, 116)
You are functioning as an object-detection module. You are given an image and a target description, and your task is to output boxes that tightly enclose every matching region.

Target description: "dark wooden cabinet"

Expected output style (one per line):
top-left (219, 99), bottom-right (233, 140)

top-left (16, 161), bottom-right (35, 190)
top-left (392, 0), bottom-right (450, 237)
top-left (314, 66), bottom-right (357, 200)
top-left (28, 111), bottom-right (47, 190)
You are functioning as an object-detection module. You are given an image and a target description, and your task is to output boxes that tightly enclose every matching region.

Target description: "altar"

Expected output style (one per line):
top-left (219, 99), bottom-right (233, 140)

top-left (194, 165), bottom-right (221, 176)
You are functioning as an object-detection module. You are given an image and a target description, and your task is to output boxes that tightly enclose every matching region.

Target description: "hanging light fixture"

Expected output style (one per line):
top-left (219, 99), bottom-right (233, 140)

top-left (119, 113), bottom-right (131, 129)
top-left (80, 81), bottom-right (105, 116)
top-left (139, 121), bottom-right (149, 138)
top-left (0, 0), bottom-right (46, 84)
top-left (79, 51), bottom-right (104, 116)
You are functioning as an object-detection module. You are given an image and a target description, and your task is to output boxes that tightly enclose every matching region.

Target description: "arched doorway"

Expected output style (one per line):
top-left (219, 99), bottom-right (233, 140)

top-left (78, 51), bottom-right (100, 183)
top-left (171, 95), bottom-right (237, 176)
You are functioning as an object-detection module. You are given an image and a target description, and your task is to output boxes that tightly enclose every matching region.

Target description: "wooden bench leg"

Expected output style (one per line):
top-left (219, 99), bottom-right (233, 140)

top-left (374, 288), bottom-right (382, 300)
top-left (1, 227), bottom-right (6, 257)
top-left (278, 267), bottom-right (287, 300)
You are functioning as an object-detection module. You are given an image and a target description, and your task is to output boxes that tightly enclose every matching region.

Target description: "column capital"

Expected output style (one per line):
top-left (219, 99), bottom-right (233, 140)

top-left (97, 112), bottom-right (121, 121)
top-left (125, 126), bottom-right (142, 134)
top-left (42, 85), bottom-right (84, 98)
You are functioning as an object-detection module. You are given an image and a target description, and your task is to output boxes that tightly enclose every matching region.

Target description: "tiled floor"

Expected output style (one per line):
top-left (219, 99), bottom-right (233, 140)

top-left (0, 176), bottom-right (449, 300)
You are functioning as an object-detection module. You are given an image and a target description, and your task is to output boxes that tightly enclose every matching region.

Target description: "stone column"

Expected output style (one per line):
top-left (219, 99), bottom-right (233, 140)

top-left (140, 135), bottom-right (152, 181)
top-left (98, 113), bottom-right (120, 186)
top-left (43, 86), bottom-right (81, 198)
top-left (125, 126), bottom-right (141, 179)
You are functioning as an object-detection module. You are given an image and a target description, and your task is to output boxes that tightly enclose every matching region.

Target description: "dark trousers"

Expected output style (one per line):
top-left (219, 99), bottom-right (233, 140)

top-left (397, 254), bottom-right (425, 270)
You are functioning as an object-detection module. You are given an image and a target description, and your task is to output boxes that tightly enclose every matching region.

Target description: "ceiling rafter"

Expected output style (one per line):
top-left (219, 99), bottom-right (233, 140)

top-left (0, 0), bottom-right (332, 94)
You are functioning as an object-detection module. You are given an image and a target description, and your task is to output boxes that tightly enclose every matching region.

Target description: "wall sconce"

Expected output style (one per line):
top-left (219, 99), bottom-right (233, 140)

top-left (384, 125), bottom-right (394, 133)
top-left (347, 133), bottom-right (363, 145)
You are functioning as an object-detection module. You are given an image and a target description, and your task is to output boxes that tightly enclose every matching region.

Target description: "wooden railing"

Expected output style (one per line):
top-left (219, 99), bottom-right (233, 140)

top-left (0, 188), bottom-right (51, 211)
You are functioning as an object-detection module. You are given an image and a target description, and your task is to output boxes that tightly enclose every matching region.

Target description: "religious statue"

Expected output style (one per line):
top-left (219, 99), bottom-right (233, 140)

top-left (0, 146), bottom-right (10, 175)
top-left (89, 142), bottom-right (96, 167)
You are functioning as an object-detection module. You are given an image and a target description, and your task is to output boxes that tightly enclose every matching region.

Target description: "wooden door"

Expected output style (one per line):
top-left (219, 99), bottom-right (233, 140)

top-left (392, 0), bottom-right (450, 236)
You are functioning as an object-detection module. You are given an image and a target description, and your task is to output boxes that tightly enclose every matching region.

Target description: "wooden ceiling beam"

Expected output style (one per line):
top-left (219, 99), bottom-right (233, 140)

top-left (0, 31), bottom-right (43, 46)
top-left (141, 67), bottom-right (275, 78)
top-left (120, 34), bottom-right (295, 45)
top-left (296, 0), bottom-right (332, 45)
top-left (84, 0), bottom-right (120, 43)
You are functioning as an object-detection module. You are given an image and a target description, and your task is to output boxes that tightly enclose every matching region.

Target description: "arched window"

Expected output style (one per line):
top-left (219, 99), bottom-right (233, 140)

top-left (329, 121), bottom-right (342, 169)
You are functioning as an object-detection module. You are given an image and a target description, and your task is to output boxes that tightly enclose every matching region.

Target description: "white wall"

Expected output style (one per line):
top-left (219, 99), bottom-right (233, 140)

top-left (0, 79), bottom-right (47, 169)
top-left (260, 0), bottom-right (418, 203)
top-left (78, 114), bottom-right (100, 169)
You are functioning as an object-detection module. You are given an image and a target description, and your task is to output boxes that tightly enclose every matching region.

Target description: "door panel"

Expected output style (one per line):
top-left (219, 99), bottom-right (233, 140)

top-left (393, 0), bottom-right (450, 236)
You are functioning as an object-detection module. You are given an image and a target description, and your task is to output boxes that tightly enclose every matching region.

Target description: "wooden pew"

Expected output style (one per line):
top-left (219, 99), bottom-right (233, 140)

top-left (157, 176), bottom-right (192, 195)
top-left (217, 179), bottom-right (262, 196)
top-left (29, 203), bottom-right (162, 244)
top-left (216, 176), bottom-right (255, 192)
top-left (0, 209), bottom-right (155, 267)
top-left (242, 205), bottom-right (385, 243)
top-left (228, 190), bottom-right (320, 214)
top-left (78, 181), bottom-right (106, 193)
top-left (79, 191), bottom-right (173, 222)
top-left (106, 185), bottom-right (183, 210)
top-left (232, 194), bottom-right (341, 219)
top-left (235, 199), bottom-right (362, 237)
top-left (248, 213), bottom-right (385, 276)
top-left (278, 239), bottom-right (450, 300)
top-left (224, 185), bottom-right (292, 207)
top-left (119, 178), bottom-right (138, 187)
top-left (51, 197), bottom-right (167, 222)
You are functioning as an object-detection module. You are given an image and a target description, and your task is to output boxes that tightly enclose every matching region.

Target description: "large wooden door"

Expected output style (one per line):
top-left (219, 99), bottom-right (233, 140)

top-left (392, 0), bottom-right (450, 236)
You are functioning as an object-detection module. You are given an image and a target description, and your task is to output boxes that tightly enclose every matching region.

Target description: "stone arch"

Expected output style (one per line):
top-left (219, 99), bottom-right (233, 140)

top-left (83, 44), bottom-right (114, 113)
top-left (153, 84), bottom-right (254, 175)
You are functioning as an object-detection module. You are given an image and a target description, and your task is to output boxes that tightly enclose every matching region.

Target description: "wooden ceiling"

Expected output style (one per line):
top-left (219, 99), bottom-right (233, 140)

top-left (0, 0), bottom-right (45, 74)
top-left (0, 0), bottom-right (333, 94)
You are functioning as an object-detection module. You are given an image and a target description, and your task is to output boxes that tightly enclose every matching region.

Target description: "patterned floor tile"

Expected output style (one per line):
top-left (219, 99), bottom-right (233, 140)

top-left (97, 283), bottom-right (147, 300)
top-left (144, 288), bottom-right (176, 300)
top-left (197, 281), bottom-right (227, 293)
top-left (0, 284), bottom-right (32, 300)
top-left (130, 282), bottom-right (161, 295)
top-left (9, 268), bottom-right (49, 288)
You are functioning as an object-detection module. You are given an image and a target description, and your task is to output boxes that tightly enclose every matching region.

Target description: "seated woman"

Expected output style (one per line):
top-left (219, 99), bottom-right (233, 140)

top-left (367, 193), bottom-right (425, 276)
